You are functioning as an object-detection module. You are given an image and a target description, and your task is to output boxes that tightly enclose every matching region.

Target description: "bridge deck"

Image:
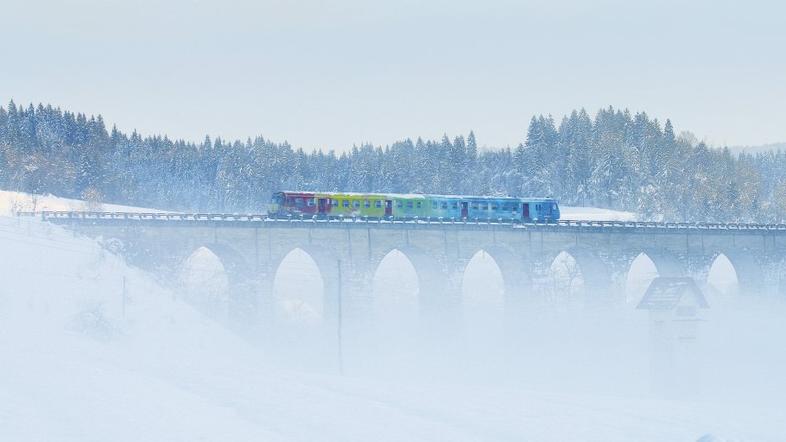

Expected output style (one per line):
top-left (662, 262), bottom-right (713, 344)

top-left (17, 211), bottom-right (786, 234)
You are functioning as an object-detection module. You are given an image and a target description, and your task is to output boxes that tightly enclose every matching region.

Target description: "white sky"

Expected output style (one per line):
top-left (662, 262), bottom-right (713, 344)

top-left (2, 0), bottom-right (784, 151)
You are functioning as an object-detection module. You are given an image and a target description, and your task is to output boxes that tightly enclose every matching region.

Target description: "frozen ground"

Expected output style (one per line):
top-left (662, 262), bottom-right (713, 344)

top-left (1, 192), bottom-right (785, 441)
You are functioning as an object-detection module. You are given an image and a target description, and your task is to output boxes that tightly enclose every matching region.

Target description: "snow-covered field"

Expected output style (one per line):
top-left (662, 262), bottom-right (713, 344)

top-left (0, 190), bottom-right (169, 216)
top-left (1, 192), bottom-right (785, 441)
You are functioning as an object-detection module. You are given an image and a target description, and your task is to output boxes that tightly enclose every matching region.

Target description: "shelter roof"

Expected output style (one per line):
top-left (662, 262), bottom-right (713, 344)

top-left (636, 277), bottom-right (709, 311)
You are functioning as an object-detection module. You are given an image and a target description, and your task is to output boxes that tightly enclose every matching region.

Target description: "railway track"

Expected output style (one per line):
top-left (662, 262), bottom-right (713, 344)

top-left (16, 210), bottom-right (786, 232)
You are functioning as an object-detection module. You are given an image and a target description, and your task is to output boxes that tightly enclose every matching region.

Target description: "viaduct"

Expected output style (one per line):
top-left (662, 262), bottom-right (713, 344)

top-left (28, 212), bottom-right (786, 335)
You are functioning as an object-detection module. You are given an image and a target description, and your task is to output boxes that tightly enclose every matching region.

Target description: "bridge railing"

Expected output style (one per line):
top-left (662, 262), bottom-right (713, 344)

top-left (15, 210), bottom-right (786, 231)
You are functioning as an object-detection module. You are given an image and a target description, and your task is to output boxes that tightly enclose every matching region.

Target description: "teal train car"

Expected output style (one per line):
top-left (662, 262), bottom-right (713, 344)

top-left (270, 191), bottom-right (559, 222)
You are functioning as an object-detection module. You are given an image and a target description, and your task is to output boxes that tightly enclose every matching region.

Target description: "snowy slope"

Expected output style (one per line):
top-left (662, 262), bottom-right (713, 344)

top-left (0, 190), bottom-right (170, 215)
top-left (1, 200), bottom-right (784, 441)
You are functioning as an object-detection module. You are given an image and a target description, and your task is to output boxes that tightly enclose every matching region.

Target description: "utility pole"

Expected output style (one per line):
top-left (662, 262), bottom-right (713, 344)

top-left (122, 276), bottom-right (127, 319)
top-left (337, 259), bottom-right (344, 376)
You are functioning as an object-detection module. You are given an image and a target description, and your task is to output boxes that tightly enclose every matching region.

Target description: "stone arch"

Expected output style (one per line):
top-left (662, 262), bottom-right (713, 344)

top-left (624, 248), bottom-right (686, 304)
top-left (461, 245), bottom-right (530, 308)
top-left (372, 249), bottom-right (419, 319)
top-left (271, 244), bottom-right (341, 325)
top-left (707, 249), bottom-right (761, 296)
top-left (543, 246), bottom-right (612, 307)
top-left (179, 242), bottom-right (253, 320)
top-left (636, 248), bottom-right (685, 277)
top-left (370, 246), bottom-right (447, 318)
top-left (179, 247), bottom-right (230, 318)
top-left (190, 242), bottom-right (252, 284)
top-left (551, 247), bottom-right (611, 290)
top-left (459, 246), bottom-right (529, 350)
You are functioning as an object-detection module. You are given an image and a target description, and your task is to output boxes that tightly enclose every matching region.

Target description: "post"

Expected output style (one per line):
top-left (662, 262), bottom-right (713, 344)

top-left (337, 259), bottom-right (344, 376)
top-left (122, 276), bottom-right (127, 319)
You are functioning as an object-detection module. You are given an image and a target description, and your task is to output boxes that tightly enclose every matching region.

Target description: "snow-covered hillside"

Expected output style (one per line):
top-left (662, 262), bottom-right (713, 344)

top-left (0, 190), bottom-right (170, 216)
top-left (1, 196), bottom-right (784, 441)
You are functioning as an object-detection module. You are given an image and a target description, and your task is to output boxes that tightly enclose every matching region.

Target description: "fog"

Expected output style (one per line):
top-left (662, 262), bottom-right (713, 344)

top-left (199, 239), bottom-right (786, 426)
top-left (2, 212), bottom-right (786, 440)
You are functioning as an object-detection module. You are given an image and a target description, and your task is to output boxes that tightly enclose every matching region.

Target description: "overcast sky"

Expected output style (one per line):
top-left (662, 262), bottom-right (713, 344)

top-left (2, 0), bottom-right (784, 151)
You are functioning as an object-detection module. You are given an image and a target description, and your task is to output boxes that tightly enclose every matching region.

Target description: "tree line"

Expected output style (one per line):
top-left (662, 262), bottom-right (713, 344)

top-left (1, 100), bottom-right (785, 222)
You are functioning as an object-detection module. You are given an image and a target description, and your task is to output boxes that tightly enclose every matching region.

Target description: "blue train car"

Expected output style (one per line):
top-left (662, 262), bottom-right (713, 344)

top-left (427, 195), bottom-right (559, 222)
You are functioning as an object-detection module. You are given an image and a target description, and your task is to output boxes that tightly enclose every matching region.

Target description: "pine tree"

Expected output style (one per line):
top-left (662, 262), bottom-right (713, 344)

top-left (0, 100), bottom-right (782, 223)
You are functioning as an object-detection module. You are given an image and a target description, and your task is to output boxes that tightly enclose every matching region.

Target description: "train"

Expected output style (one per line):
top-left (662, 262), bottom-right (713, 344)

top-left (270, 191), bottom-right (560, 222)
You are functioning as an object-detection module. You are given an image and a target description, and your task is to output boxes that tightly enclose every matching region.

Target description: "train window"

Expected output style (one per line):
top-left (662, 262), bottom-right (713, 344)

top-left (397, 201), bottom-right (403, 208)
top-left (353, 201), bottom-right (360, 208)
top-left (491, 203), bottom-right (499, 210)
top-left (441, 202), bottom-right (448, 209)
top-left (432, 201), bottom-right (438, 209)
top-left (307, 199), bottom-right (315, 206)
top-left (452, 202), bottom-right (458, 209)
top-left (295, 197), bottom-right (305, 207)
top-left (479, 202), bottom-right (487, 210)
top-left (375, 200), bottom-right (382, 208)
top-left (471, 202), bottom-right (479, 210)
top-left (364, 200), bottom-right (370, 208)
top-left (416, 202), bottom-right (422, 209)
top-left (406, 201), bottom-right (413, 209)
top-left (333, 199), bottom-right (339, 206)
top-left (343, 200), bottom-right (349, 208)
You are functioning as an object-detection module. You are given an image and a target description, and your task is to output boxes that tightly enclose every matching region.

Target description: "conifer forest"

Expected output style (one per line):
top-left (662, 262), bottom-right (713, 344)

top-left (1, 100), bottom-right (782, 222)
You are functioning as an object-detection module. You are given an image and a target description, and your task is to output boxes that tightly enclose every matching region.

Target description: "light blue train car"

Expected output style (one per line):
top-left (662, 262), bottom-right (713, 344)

top-left (422, 194), bottom-right (559, 222)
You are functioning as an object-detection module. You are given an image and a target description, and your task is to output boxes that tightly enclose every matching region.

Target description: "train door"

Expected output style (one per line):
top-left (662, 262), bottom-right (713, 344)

top-left (318, 198), bottom-right (329, 215)
top-left (385, 200), bottom-right (393, 217)
top-left (523, 203), bottom-right (530, 220)
top-left (460, 202), bottom-right (468, 219)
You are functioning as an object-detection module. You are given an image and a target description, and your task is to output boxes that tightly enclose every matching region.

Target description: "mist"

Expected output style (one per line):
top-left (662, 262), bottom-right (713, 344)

top-left (3, 194), bottom-right (786, 441)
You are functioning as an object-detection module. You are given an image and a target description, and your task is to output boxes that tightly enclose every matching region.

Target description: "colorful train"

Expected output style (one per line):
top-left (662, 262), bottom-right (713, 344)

top-left (270, 191), bottom-right (560, 222)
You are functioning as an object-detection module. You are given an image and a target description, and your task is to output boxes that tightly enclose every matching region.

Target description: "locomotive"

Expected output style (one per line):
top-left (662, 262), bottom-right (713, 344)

top-left (270, 191), bottom-right (560, 222)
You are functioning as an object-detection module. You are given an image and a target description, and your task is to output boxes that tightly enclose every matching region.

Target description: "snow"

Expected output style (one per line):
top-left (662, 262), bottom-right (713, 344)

top-left (0, 190), bottom-right (170, 215)
top-left (1, 192), bottom-right (785, 441)
top-left (560, 205), bottom-right (637, 221)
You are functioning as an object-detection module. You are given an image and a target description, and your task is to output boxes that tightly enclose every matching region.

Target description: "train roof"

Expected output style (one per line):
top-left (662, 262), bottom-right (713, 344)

top-left (275, 191), bottom-right (557, 202)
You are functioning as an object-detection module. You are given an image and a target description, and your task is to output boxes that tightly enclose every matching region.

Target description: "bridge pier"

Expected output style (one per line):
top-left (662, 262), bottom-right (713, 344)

top-left (335, 268), bottom-right (375, 357)
top-left (252, 276), bottom-right (275, 329)
top-left (224, 278), bottom-right (262, 329)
